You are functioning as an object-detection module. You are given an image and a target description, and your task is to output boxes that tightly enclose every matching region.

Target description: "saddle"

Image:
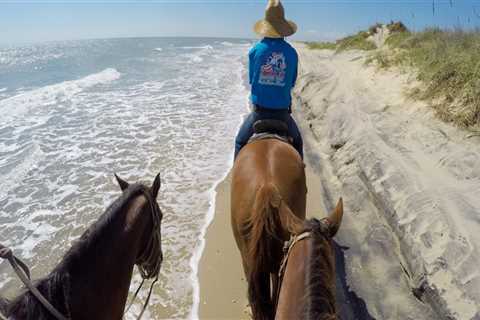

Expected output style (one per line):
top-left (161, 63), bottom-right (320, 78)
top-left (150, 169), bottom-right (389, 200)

top-left (248, 119), bottom-right (292, 145)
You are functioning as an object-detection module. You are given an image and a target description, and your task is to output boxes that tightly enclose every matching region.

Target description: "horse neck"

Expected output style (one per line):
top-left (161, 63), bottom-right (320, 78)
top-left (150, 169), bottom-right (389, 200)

top-left (65, 194), bottom-right (152, 319)
top-left (275, 236), bottom-right (336, 320)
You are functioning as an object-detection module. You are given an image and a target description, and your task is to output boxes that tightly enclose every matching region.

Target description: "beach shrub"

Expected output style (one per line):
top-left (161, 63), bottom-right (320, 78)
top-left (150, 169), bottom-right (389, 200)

top-left (386, 21), bottom-right (408, 34)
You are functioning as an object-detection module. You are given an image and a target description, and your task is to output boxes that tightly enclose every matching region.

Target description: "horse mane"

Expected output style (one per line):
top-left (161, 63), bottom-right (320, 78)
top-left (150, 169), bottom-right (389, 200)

top-left (303, 218), bottom-right (337, 320)
top-left (5, 183), bottom-right (149, 319)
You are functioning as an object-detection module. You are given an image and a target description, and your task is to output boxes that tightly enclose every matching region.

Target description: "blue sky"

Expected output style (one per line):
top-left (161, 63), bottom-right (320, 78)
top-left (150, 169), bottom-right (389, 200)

top-left (1, 1), bottom-right (480, 44)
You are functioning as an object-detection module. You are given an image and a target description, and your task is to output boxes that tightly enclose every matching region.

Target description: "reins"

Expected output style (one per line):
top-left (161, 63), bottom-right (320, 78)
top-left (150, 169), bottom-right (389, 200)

top-left (0, 244), bottom-right (69, 320)
top-left (274, 231), bottom-right (312, 312)
top-left (273, 218), bottom-right (332, 313)
top-left (0, 188), bottom-right (162, 320)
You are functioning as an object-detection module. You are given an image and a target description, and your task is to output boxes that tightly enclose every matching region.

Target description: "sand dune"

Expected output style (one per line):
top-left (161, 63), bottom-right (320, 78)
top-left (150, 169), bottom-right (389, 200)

top-left (293, 43), bottom-right (480, 319)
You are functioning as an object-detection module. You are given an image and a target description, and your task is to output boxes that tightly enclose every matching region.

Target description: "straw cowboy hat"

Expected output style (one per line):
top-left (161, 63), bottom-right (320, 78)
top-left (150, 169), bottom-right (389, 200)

top-left (254, 0), bottom-right (297, 38)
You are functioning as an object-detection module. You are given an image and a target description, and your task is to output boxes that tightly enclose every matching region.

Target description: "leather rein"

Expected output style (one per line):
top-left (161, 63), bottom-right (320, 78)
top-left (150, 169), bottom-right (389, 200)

top-left (0, 188), bottom-right (161, 320)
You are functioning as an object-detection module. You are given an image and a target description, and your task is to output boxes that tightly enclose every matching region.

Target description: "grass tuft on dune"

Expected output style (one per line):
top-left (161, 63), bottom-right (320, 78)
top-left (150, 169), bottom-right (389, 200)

top-left (336, 31), bottom-right (377, 51)
top-left (371, 27), bottom-right (480, 128)
top-left (305, 41), bottom-right (337, 50)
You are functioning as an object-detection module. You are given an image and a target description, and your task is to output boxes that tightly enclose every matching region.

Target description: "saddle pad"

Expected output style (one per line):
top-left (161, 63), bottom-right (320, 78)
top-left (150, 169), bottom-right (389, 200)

top-left (248, 133), bottom-right (291, 145)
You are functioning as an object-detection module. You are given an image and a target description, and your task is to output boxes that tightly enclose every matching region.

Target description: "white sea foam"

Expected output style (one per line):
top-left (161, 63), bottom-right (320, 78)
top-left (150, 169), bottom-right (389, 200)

top-left (188, 51), bottom-right (249, 320)
top-left (0, 87), bottom-right (6, 92)
top-left (153, 48), bottom-right (163, 52)
top-left (180, 45), bottom-right (214, 50)
top-left (0, 68), bottom-right (121, 125)
top-left (2, 209), bottom-right (62, 259)
top-left (0, 143), bottom-right (44, 203)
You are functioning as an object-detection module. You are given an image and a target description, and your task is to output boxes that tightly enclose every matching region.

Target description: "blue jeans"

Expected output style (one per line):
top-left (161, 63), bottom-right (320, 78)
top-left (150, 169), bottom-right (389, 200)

top-left (234, 109), bottom-right (303, 159)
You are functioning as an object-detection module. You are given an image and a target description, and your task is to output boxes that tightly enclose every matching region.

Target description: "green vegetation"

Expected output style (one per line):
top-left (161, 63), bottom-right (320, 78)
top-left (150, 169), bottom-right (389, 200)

top-left (336, 30), bottom-right (377, 51)
top-left (306, 31), bottom-right (377, 52)
top-left (370, 28), bottom-right (480, 128)
top-left (386, 21), bottom-right (408, 33)
top-left (306, 21), bottom-right (479, 127)
top-left (305, 41), bottom-right (337, 50)
top-left (384, 30), bottom-right (411, 47)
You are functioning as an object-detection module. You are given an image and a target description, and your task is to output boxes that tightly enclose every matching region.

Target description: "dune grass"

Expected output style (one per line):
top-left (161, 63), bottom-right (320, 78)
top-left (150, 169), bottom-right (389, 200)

top-left (306, 21), bottom-right (479, 127)
top-left (336, 31), bottom-right (377, 51)
top-left (370, 28), bottom-right (480, 128)
top-left (306, 41), bottom-right (337, 50)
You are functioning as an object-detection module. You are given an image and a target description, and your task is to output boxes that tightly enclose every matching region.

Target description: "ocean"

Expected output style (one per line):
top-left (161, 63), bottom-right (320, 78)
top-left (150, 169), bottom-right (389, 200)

top-left (0, 37), bottom-right (251, 319)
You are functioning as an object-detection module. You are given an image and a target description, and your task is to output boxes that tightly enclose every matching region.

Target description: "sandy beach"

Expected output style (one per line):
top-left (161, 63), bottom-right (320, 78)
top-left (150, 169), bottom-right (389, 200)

top-left (197, 43), bottom-right (480, 320)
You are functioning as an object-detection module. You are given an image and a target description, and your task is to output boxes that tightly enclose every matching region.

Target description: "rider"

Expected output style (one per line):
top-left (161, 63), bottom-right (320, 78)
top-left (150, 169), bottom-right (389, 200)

top-left (234, 0), bottom-right (303, 159)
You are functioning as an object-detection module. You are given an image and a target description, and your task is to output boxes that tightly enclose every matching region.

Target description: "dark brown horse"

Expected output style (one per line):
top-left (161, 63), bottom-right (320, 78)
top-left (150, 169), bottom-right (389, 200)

top-left (0, 174), bottom-right (163, 320)
top-left (275, 201), bottom-right (343, 320)
top-left (231, 138), bottom-right (307, 320)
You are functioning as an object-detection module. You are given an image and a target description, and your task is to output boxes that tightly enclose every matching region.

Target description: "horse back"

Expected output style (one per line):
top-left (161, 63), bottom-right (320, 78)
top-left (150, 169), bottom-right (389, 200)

top-left (232, 139), bottom-right (306, 216)
top-left (231, 139), bottom-right (307, 250)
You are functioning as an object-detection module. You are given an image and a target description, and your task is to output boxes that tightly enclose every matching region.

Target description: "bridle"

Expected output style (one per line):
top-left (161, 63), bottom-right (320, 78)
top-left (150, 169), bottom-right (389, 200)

top-left (273, 218), bottom-right (332, 312)
top-left (0, 188), bottom-right (162, 320)
top-left (124, 188), bottom-right (163, 319)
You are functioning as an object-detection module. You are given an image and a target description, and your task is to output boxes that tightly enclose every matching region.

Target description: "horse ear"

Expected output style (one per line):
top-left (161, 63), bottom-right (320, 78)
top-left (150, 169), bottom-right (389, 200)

top-left (327, 198), bottom-right (343, 238)
top-left (114, 173), bottom-right (129, 191)
top-left (151, 173), bottom-right (161, 199)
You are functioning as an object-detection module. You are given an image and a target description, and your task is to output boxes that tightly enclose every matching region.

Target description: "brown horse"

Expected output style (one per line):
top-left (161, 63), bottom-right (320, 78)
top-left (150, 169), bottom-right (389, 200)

top-left (0, 174), bottom-right (163, 320)
top-left (231, 138), bottom-right (307, 320)
top-left (275, 201), bottom-right (343, 320)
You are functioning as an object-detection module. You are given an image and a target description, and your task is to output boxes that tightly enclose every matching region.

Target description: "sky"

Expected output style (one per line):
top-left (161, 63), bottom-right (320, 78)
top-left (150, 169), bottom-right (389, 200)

top-left (1, 0), bottom-right (480, 44)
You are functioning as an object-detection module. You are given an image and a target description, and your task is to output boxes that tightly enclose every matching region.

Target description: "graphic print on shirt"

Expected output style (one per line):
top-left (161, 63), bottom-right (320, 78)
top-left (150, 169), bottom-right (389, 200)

top-left (259, 52), bottom-right (287, 87)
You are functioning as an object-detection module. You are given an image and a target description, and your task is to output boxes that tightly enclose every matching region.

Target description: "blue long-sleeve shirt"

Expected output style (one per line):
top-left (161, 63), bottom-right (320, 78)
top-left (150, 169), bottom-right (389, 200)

top-left (249, 38), bottom-right (298, 110)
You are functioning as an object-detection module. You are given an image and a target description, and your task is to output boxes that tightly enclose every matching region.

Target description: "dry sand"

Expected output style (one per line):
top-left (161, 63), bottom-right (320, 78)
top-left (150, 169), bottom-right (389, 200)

top-left (293, 43), bottom-right (480, 319)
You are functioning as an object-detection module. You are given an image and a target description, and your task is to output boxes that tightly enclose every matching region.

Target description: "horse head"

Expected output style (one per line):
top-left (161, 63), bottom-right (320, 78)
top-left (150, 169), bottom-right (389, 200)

top-left (114, 173), bottom-right (163, 277)
top-left (275, 198), bottom-right (344, 320)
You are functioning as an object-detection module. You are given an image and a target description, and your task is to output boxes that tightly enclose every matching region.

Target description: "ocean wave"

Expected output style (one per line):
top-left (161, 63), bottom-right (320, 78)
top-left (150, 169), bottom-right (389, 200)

top-left (0, 68), bottom-right (121, 125)
top-left (179, 45), bottom-right (214, 50)
top-left (153, 48), bottom-right (163, 52)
